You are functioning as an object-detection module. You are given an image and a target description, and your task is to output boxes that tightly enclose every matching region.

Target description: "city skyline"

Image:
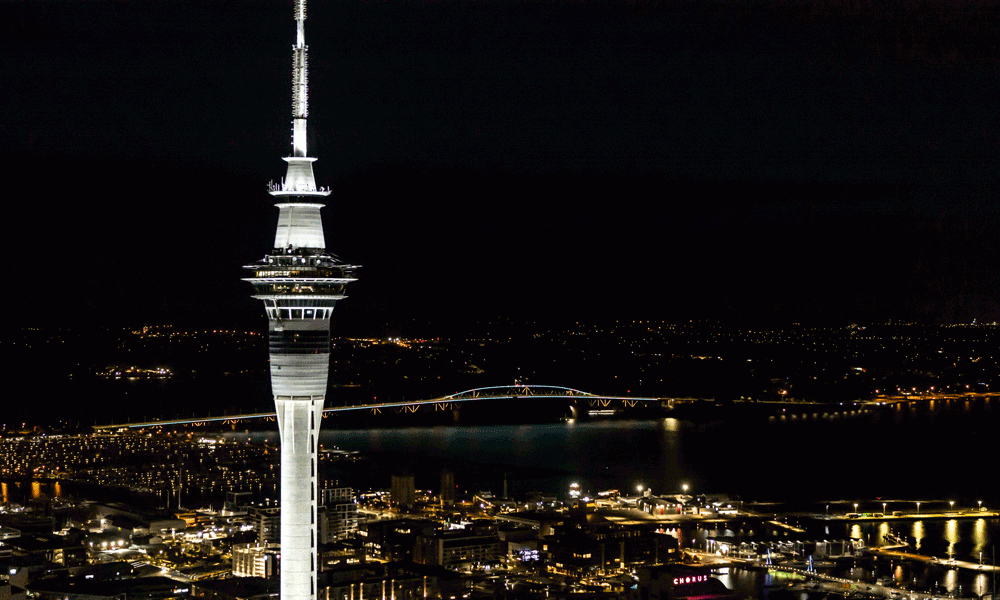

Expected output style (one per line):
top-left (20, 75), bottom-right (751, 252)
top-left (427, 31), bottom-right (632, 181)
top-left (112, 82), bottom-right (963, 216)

top-left (3, 0), bottom-right (999, 330)
top-left (2, 4), bottom-right (997, 595)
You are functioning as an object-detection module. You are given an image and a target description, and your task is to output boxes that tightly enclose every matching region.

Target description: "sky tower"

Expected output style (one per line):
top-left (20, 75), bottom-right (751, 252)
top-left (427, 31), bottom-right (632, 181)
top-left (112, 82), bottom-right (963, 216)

top-left (244, 2), bottom-right (356, 600)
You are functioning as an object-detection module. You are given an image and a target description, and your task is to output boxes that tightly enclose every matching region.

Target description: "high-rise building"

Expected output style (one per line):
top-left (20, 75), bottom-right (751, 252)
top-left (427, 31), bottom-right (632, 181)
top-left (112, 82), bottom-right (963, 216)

top-left (243, 1), bottom-right (357, 599)
top-left (391, 475), bottom-right (416, 510)
top-left (248, 504), bottom-right (281, 545)
top-left (233, 542), bottom-right (282, 578)
top-left (440, 471), bottom-right (455, 506)
top-left (319, 487), bottom-right (358, 543)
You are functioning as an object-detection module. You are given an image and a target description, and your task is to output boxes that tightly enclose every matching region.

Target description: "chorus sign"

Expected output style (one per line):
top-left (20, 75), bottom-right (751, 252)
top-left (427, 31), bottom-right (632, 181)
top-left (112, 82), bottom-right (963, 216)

top-left (673, 575), bottom-right (708, 586)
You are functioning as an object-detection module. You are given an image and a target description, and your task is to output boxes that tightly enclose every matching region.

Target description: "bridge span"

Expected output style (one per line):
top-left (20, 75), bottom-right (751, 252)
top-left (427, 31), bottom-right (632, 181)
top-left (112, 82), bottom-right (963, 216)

top-left (93, 385), bottom-right (667, 430)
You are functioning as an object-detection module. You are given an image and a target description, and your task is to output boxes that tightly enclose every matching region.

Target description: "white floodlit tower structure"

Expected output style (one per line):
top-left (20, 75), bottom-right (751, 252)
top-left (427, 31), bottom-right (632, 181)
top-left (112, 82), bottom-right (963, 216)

top-left (244, 2), bottom-right (356, 600)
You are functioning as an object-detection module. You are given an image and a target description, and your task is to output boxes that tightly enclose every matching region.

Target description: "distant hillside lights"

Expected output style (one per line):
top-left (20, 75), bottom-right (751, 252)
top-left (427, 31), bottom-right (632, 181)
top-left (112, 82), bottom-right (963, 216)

top-left (98, 366), bottom-right (172, 379)
top-left (129, 325), bottom-right (262, 339)
top-left (347, 337), bottom-right (422, 349)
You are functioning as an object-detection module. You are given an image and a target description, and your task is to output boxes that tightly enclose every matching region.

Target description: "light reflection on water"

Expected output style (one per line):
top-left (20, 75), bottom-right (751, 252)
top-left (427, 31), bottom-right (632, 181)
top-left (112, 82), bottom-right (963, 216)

top-left (855, 518), bottom-right (999, 563)
top-left (911, 521), bottom-right (925, 550)
top-left (945, 519), bottom-right (959, 557)
top-left (972, 518), bottom-right (987, 555)
top-left (682, 515), bottom-right (999, 599)
top-left (942, 569), bottom-right (958, 593)
top-left (712, 566), bottom-right (765, 599)
top-left (972, 573), bottom-right (989, 596)
top-left (0, 481), bottom-right (66, 504)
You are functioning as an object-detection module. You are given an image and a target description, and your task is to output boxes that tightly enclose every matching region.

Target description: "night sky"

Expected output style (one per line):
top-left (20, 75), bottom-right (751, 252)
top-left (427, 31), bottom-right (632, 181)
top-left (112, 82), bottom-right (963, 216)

top-left (4, 0), bottom-right (999, 332)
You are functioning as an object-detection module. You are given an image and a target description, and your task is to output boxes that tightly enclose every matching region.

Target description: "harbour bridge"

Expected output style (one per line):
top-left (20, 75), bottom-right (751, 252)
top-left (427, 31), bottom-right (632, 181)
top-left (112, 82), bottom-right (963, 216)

top-left (93, 385), bottom-right (667, 430)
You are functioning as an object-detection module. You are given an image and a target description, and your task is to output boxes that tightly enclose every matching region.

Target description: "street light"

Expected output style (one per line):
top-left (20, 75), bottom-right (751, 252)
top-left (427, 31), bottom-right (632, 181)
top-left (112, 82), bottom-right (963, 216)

top-left (682, 483), bottom-right (689, 494)
top-left (916, 501), bottom-right (921, 515)
top-left (978, 500), bottom-right (982, 511)
top-left (854, 503), bottom-right (859, 514)
top-left (950, 500), bottom-right (955, 512)
top-left (883, 502), bottom-right (887, 516)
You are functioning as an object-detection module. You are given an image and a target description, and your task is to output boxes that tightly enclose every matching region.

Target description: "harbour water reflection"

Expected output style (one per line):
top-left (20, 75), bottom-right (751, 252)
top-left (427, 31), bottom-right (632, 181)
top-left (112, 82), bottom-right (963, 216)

top-left (690, 516), bottom-right (999, 597)
top-left (841, 518), bottom-right (997, 563)
top-left (319, 397), bottom-right (998, 506)
top-left (0, 480), bottom-right (62, 504)
top-left (713, 564), bottom-right (994, 600)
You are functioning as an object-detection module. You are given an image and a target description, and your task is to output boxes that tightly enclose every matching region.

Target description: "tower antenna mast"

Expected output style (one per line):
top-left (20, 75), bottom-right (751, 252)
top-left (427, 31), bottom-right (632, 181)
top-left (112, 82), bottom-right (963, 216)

top-left (291, 0), bottom-right (309, 159)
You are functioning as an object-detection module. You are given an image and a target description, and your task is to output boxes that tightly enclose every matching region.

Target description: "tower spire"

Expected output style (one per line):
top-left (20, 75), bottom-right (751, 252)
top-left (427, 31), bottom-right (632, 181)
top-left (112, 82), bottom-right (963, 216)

top-left (291, 0), bottom-right (309, 158)
top-left (277, 0), bottom-right (323, 196)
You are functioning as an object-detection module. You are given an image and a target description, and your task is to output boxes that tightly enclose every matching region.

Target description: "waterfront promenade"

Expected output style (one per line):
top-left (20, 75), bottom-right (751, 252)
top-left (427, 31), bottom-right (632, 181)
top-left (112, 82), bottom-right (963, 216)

top-left (870, 547), bottom-right (1000, 574)
top-left (695, 553), bottom-right (998, 600)
top-left (821, 510), bottom-right (1000, 522)
top-left (770, 562), bottom-right (990, 600)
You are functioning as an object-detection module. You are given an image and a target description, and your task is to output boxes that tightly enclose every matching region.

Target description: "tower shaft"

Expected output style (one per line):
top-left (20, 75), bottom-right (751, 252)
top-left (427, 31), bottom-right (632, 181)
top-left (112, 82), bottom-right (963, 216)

top-left (274, 396), bottom-right (323, 600)
top-left (244, 2), bottom-right (357, 600)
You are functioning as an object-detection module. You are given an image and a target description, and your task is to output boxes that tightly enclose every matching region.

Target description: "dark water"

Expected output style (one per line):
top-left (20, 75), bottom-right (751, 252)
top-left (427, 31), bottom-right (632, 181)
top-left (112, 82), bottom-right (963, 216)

top-left (310, 397), bottom-right (998, 506)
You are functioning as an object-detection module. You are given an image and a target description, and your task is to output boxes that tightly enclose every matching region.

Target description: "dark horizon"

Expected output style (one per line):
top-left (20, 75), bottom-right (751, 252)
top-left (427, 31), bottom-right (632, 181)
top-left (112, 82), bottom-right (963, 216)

top-left (4, 0), bottom-right (999, 330)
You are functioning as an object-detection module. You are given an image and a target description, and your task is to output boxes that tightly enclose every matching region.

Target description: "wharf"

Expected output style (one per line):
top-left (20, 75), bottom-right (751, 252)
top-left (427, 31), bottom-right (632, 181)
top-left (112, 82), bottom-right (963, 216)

top-left (769, 562), bottom-right (994, 600)
top-left (820, 511), bottom-right (999, 522)
top-left (703, 558), bottom-right (993, 600)
top-left (768, 519), bottom-right (806, 533)
top-left (694, 545), bottom-right (999, 600)
top-left (870, 547), bottom-right (1000, 573)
